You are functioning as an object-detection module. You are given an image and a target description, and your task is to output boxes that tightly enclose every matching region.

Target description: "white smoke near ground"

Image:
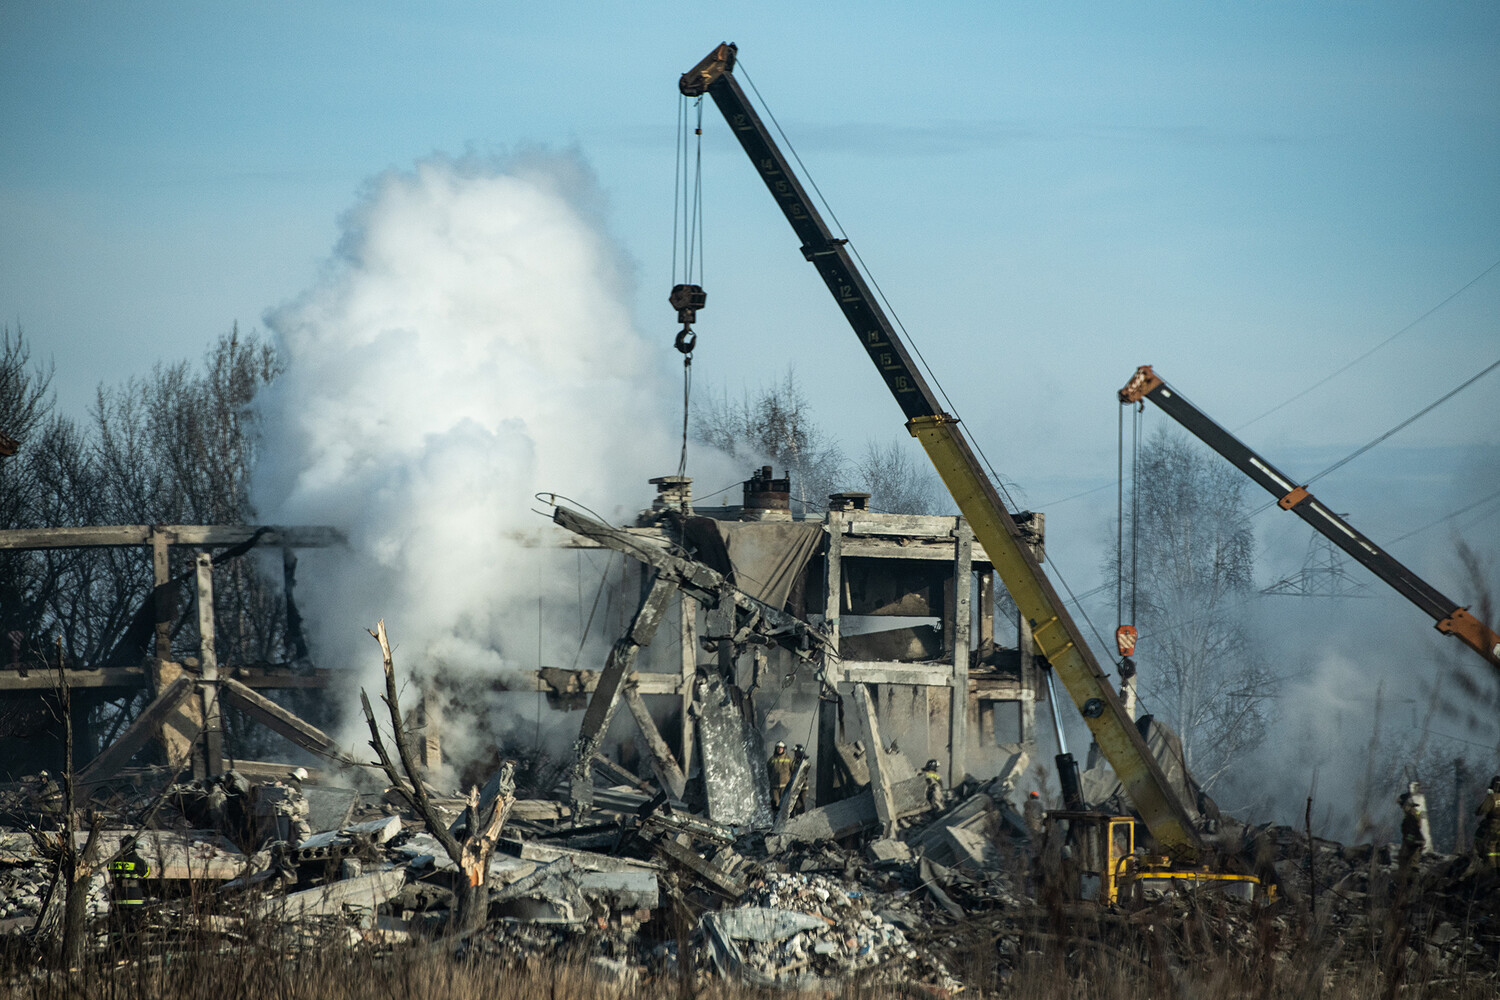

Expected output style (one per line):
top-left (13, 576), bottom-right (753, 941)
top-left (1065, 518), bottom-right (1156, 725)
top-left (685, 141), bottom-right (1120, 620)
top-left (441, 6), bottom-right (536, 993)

top-left (251, 152), bottom-right (679, 775)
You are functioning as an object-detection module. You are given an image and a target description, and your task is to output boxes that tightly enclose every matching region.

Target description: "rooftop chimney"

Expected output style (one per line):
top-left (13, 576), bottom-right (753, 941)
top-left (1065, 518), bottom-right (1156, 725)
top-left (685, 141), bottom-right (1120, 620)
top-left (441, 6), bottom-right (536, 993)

top-left (827, 491), bottom-right (871, 513)
top-left (648, 475), bottom-right (693, 516)
top-left (741, 466), bottom-right (792, 521)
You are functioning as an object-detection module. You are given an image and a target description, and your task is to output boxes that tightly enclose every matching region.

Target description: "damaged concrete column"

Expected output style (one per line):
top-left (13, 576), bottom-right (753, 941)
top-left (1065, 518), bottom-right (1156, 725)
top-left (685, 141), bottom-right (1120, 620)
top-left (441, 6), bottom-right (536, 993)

top-left (1016, 514), bottom-right (1043, 747)
top-left (569, 573), bottom-right (678, 814)
top-left (195, 552), bottom-right (225, 776)
top-left (418, 682), bottom-right (443, 773)
top-left (854, 683), bottom-right (898, 838)
top-left (948, 520), bottom-right (972, 787)
top-left (706, 596), bottom-right (735, 680)
top-left (680, 593), bottom-right (697, 776)
top-left (623, 686), bottom-right (687, 800)
top-left (150, 527), bottom-right (200, 768)
top-left (818, 505), bottom-right (844, 806)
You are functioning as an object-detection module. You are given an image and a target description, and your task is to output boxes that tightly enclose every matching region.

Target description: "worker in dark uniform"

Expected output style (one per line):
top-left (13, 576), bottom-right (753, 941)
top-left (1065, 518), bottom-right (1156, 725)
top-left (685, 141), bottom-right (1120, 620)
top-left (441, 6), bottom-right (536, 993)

top-left (1475, 776), bottom-right (1500, 871)
top-left (1398, 791), bottom-right (1426, 872)
top-left (790, 744), bottom-right (808, 815)
top-left (921, 759), bottom-right (946, 812)
top-left (767, 741), bottom-right (794, 812)
top-left (108, 836), bottom-right (151, 935)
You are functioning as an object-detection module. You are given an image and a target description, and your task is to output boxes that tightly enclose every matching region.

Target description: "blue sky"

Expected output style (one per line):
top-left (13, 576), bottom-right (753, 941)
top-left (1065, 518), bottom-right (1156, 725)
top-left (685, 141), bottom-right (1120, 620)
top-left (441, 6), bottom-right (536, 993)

top-left (3, 2), bottom-right (1498, 621)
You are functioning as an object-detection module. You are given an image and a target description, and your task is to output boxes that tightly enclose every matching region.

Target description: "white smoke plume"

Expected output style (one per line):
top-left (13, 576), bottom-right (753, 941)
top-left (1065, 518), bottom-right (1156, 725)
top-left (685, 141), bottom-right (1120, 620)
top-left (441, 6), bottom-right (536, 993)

top-left (252, 152), bottom-right (679, 768)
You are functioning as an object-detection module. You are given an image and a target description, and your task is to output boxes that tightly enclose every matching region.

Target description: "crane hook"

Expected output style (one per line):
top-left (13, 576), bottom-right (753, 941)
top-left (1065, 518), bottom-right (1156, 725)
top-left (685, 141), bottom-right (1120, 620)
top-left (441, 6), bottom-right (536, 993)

top-left (669, 283), bottom-right (706, 357)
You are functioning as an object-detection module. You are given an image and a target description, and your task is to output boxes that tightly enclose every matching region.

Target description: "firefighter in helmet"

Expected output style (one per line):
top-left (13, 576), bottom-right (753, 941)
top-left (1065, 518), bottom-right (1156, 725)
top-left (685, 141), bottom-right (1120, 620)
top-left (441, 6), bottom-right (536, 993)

top-left (921, 759), bottom-right (946, 812)
top-left (768, 741), bottom-right (794, 811)
top-left (1476, 775), bottom-right (1500, 871)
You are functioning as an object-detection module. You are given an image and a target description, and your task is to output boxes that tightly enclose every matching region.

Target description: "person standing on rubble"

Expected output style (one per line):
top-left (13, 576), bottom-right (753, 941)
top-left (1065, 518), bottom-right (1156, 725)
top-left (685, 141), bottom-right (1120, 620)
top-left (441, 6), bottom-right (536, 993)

top-left (107, 836), bottom-right (151, 932)
top-left (1398, 791), bottom-right (1426, 872)
top-left (1023, 791), bottom-right (1045, 840)
top-left (922, 759), bottom-right (946, 813)
top-left (283, 767), bottom-right (313, 845)
top-left (791, 744), bottom-right (809, 815)
top-left (1475, 776), bottom-right (1500, 871)
top-left (768, 741), bottom-right (794, 812)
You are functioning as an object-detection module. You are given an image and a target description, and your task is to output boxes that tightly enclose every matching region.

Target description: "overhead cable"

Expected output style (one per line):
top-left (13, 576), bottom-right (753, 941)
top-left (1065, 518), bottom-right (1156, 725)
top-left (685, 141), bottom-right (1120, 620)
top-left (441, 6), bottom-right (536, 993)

top-left (1236, 254), bottom-right (1500, 433)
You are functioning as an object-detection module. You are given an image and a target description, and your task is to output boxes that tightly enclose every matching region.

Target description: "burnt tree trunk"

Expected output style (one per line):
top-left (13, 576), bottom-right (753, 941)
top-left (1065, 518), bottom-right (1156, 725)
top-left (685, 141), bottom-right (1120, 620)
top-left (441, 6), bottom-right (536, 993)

top-left (363, 620), bottom-right (515, 936)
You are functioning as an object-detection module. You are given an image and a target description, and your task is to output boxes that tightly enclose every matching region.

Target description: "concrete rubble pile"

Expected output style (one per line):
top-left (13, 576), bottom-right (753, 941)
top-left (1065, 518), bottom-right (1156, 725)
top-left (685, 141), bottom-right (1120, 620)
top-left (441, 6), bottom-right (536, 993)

top-left (5, 757), bottom-right (1500, 993)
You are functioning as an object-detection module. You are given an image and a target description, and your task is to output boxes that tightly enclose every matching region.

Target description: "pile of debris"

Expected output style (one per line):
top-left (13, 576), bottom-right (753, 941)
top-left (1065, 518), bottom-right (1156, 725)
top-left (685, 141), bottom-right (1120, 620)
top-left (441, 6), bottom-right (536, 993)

top-left (5, 755), bottom-right (1500, 995)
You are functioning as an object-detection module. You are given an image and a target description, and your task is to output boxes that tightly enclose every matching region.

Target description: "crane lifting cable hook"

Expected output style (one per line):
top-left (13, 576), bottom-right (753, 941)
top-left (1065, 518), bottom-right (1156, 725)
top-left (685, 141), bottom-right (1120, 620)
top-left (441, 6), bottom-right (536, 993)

top-left (670, 283), bottom-right (705, 358)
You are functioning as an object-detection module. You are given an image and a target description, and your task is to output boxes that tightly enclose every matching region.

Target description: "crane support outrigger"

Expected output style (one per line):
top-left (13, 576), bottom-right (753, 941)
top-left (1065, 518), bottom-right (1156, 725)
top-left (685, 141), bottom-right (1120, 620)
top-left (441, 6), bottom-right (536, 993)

top-left (1119, 365), bottom-right (1500, 670)
top-left (681, 43), bottom-right (1208, 867)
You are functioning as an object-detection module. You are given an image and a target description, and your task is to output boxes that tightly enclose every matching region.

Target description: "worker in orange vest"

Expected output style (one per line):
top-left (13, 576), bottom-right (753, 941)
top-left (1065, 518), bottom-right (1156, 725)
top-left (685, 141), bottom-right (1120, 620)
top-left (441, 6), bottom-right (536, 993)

top-left (767, 741), bottom-right (794, 811)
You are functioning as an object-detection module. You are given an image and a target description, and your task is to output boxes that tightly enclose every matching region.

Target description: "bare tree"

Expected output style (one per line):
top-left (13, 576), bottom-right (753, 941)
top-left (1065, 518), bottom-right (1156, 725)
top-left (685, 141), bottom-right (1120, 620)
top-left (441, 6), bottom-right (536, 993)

top-left (2, 327), bottom-right (292, 768)
top-left (693, 367), bottom-right (847, 513)
top-left (0, 327), bottom-right (59, 658)
top-left (852, 437), bottom-right (941, 514)
top-left (5, 327), bottom-right (285, 670)
top-left (362, 620), bottom-right (514, 934)
top-left (1124, 427), bottom-right (1276, 788)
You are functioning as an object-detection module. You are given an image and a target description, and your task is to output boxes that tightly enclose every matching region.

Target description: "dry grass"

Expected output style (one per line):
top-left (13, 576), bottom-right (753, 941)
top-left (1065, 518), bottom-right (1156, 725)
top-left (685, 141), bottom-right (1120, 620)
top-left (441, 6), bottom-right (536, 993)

top-left (2, 876), bottom-right (1494, 1000)
top-left (4, 930), bottom-right (1495, 1000)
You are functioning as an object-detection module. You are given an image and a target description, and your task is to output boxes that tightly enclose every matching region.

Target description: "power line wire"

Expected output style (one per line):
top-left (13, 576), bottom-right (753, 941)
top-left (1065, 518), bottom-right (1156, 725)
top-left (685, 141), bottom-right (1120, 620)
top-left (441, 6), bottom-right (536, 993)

top-left (1235, 255), bottom-right (1500, 433)
top-left (1243, 356), bottom-right (1500, 520)
top-left (1387, 486), bottom-right (1500, 546)
top-left (1305, 357), bottom-right (1500, 487)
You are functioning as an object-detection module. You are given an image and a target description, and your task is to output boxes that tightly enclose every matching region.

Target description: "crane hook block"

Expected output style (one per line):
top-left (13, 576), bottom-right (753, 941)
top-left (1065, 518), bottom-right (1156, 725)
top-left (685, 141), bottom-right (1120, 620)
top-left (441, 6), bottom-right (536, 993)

top-left (670, 284), bottom-right (706, 356)
top-left (670, 284), bottom-right (707, 325)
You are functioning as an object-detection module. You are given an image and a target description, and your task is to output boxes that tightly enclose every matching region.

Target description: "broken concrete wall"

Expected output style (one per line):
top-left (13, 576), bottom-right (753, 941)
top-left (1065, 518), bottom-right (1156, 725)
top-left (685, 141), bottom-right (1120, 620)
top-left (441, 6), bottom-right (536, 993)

top-left (696, 673), bottom-right (774, 828)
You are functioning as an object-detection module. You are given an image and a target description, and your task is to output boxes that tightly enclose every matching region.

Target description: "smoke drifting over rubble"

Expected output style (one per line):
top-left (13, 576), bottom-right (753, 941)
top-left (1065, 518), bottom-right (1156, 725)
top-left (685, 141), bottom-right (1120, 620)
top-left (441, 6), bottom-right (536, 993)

top-left (252, 152), bottom-right (677, 759)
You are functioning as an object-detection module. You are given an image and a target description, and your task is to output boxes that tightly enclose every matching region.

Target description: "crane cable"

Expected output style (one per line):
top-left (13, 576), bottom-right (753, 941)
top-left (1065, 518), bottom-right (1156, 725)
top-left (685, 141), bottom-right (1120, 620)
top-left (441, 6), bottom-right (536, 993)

top-left (1114, 403), bottom-right (1142, 683)
top-left (741, 57), bottom-right (1125, 667)
top-left (672, 95), bottom-right (708, 477)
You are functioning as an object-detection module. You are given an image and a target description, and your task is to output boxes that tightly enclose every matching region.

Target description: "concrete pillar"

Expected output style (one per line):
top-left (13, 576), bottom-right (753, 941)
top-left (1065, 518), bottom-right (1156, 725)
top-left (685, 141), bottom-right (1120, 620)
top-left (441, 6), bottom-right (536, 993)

top-left (679, 593), bottom-right (697, 776)
top-left (1016, 515), bottom-right (1045, 751)
top-left (977, 569), bottom-right (994, 649)
top-left (949, 519), bottom-right (972, 786)
top-left (418, 682), bottom-right (443, 772)
top-left (818, 509), bottom-right (844, 804)
top-left (195, 552), bottom-right (224, 776)
top-left (151, 528), bottom-right (172, 666)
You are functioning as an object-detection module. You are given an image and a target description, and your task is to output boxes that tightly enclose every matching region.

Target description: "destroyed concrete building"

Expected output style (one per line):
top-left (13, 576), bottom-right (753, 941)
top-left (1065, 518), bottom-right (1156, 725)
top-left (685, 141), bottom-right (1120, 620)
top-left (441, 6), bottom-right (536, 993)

top-left (541, 468), bottom-right (1047, 830)
top-left (4, 464), bottom-right (1497, 997)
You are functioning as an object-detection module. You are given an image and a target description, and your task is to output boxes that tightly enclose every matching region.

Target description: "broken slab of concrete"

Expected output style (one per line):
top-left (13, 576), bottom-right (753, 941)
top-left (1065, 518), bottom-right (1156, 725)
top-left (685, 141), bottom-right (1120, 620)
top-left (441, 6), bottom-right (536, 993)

top-left (651, 836), bottom-right (745, 900)
top-left (299, 816), bottom-right (403, 853)
top-left (575, 870), bottom-right (660, 911)
top-left (82, 830), bottom-right (244, 880)
top-left (772, 756), bottom-right (811, 832)
top-left (765, 775), bottom-right (934, 850)
top-left (487, 856), bottom-right (657, 922)
top-left (256, 868), bottom-right (406, 923)
top-left (868, 838), bottom-right (911, 863)
top-left (491, 857), bottom-right (589, 924)
top-left (302, 785), bottom-right (360, 832)
top-left (500, 838), bottom-right (662, 874)
top-left (834, 741), bottom-right (871, 789)
top-left (992, 743), bottom-right (1030, 796)
top-left (928, 826), bottom-right (1002, 876)
top-left (696, 673), bottom-right (774, 828)
top-left (854, 684), bottom-right (897, 838)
